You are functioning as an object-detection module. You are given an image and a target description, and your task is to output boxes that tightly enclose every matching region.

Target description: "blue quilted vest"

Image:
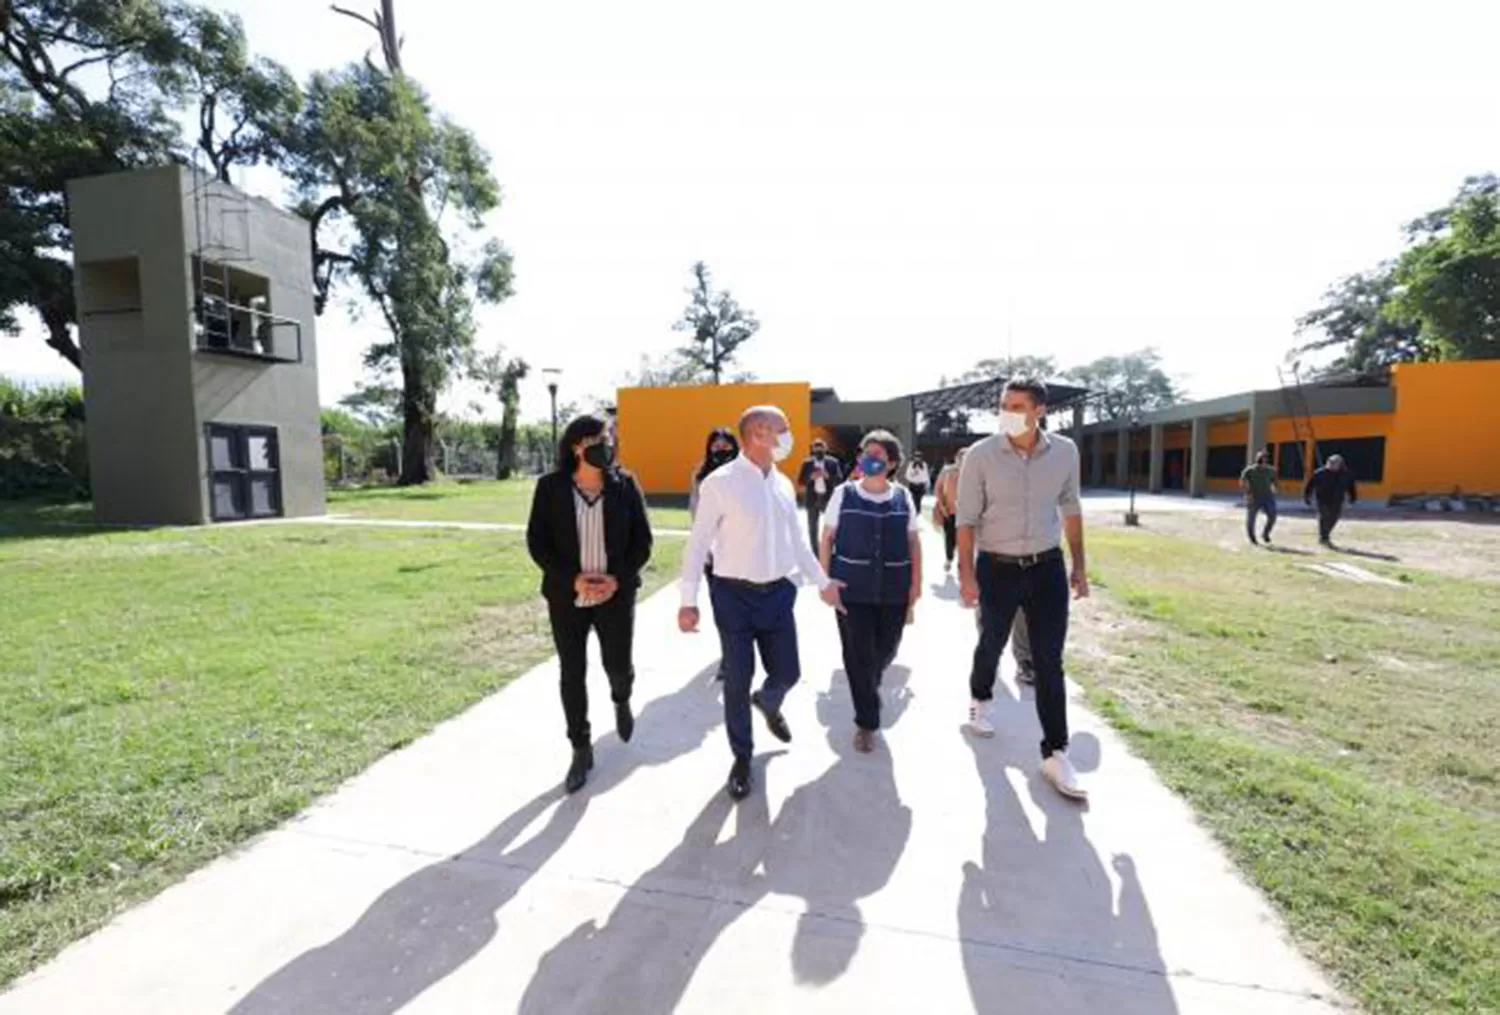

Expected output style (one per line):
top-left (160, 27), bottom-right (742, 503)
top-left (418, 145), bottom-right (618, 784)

top-left (830, 483), bottom-right (912, 605)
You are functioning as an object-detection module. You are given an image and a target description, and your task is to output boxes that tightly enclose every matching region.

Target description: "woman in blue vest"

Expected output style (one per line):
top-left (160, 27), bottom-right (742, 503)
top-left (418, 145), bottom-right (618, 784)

top-left (818, 429), bottom-right (923, 752)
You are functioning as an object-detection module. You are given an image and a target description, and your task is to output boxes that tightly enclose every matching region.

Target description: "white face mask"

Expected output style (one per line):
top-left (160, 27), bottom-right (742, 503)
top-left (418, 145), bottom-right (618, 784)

top-left (773, 430), bottom-right (795, 462)
top-left (998, 410), bottom-right (1032, 438)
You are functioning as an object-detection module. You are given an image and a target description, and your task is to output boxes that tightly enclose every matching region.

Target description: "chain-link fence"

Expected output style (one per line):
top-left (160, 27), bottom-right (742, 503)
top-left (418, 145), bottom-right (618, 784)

top-left (324, 435), bottom-right (550, 486)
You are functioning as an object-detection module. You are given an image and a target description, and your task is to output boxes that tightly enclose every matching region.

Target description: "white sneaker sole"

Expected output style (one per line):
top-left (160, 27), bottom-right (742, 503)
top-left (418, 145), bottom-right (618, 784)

top-left (1045, 773), bottom-right (1088, 801)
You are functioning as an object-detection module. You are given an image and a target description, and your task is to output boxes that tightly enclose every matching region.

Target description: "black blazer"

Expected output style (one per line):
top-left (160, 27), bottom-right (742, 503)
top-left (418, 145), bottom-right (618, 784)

top-left (526, 468), bottom-right (654, 604)
top-left (797, 455), bottom-right (844, 507)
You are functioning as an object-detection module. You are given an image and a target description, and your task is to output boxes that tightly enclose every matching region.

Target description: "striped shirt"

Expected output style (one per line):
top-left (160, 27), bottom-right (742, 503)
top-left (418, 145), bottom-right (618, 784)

top-left (574, 486), bottom-right (607, 579)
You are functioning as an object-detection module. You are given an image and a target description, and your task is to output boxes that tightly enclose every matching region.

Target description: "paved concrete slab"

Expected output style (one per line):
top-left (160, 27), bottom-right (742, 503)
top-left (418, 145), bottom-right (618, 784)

top-left (1, 530), bottom-right (1346, 1014)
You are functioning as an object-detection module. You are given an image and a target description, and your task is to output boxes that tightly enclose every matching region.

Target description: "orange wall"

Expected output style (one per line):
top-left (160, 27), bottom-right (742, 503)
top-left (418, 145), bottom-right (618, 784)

top-left (1388, 360), bottom-right (1500, 495)
top-left (616, 382), bottom-right (813, 495)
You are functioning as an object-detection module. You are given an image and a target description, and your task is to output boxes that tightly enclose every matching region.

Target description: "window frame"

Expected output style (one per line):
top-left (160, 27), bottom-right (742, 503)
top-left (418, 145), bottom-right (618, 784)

top-left (206, 423), bottom-right (283, 522)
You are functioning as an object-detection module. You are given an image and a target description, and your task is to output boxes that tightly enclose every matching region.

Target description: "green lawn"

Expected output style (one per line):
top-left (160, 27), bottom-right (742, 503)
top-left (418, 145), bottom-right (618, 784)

top-left (329, 478), bottom-right (694, 531)
top-left (0, 515), bottom-right (683, 987)
top-left (1074, 528), bottom-right (1499, 1014)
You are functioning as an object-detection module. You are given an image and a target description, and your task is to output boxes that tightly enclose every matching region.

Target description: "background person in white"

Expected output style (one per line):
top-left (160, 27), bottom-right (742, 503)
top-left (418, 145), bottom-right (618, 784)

top-left (678, 406), bottom-right (842, 801)
top-left (956, 378), bottom-right (1090, 800)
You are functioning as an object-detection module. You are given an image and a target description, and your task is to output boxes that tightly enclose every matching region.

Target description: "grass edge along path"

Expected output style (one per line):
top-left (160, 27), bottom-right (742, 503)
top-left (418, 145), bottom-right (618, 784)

top-left (0, 522), bottom-right (683, 988)
top-left (1073, 528), bottom-right (1498, 1015)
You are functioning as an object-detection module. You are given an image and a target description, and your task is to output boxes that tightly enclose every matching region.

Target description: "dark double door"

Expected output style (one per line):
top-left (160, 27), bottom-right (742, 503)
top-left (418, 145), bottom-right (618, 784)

top-left (207, 424), bottom-right (282, 521)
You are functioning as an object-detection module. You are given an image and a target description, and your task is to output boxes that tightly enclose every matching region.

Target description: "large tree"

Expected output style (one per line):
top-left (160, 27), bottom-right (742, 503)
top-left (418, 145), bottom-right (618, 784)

top-left (469, 348), bottom-right (528, 479)
top-left (1294, 174), bottom-right (1500, 373)
top-left (959, 354), bottom-right (1059, 383)
top-left (282, 1), bottom-right (514, 484)
top-left (1065, 348), bottom-right (1182, 424)
top-left (672, 260), bottom-right (758, 384)
top-left (1293, 266), bottom-right (1432, 377)
top-left (0, 1), bottom-right (296, 368)
top-left (1391, 179), bottom-right (1500, 362)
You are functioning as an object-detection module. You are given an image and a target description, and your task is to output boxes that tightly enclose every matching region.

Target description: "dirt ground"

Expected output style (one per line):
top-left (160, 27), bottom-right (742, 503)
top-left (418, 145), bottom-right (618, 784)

top-left (1091, 503), bottom-right (1500, 584)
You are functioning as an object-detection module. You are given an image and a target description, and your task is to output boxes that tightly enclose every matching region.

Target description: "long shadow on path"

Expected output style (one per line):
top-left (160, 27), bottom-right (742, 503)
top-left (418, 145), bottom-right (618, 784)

top-left (960, 683), bottom-right (1180, 1014)
top-left (518, 669), bottom-right (914, 1012)
top-left (228, 662), bottom-right (725, 1015)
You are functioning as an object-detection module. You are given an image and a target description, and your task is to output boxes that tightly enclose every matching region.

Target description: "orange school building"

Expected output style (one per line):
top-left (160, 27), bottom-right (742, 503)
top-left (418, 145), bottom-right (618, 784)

top-left (1072, 361), bottom-right (1500, 503)
top-left (616, 382), bottom-right (816, 496)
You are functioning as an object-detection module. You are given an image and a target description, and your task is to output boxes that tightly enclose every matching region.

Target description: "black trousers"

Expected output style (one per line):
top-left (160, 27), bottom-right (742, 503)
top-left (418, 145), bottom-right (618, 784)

top-left (969, 554), bottom-right (1070, 758)
top-left (909, 483), bottom-right (927, 514)
top-left (546, 591), bottom-right (637, 748)
top-left (836, 601), bottom-right (908, 731)
top-left (805, 499), bottom-right (827, 550)
top-left (1317, 501), bottom-right (1344, 542)
top-left (942, 514), bottom-right (958, 565)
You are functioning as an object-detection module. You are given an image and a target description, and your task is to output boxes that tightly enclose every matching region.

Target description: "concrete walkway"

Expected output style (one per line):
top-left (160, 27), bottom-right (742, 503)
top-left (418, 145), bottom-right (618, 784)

top-left (1, 531), bottom-right (1344, 1014)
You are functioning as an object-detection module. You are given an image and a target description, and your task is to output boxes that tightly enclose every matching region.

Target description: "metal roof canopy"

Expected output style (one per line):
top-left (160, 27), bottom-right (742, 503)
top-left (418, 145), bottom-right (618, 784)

top-left (903, 377), bottom-right (1091, 414)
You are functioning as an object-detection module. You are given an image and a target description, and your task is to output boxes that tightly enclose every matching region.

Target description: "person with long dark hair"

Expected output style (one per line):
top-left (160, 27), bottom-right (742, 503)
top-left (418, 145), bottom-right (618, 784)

top-left (691, 428), bottom-right (740, 682)
top-left (526, 415), bottom-right (654, 794)
top-left (691, 428), bottom-right (740, 517)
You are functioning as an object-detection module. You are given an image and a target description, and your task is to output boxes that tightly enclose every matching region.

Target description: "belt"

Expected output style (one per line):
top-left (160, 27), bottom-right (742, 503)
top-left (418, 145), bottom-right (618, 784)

top-left (717, 576), bottom-right (789, 593)
top-left (980, 547), bottom-right (1063, 569)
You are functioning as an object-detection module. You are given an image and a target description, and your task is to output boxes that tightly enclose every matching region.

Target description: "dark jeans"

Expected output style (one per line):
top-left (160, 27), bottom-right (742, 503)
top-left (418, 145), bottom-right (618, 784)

top-left (836, 601), bottom-right (908, 731)
top-left (546, 591), bottom-right (637, 748)
top-left (942, 514), bottom-right (958, 565)
top-left (710, 578), bottom-right (802, 760)
top-left (1247, 497), bottom-right (1277, 542)
top-left (909, 484), bottom-right (927, 514)
top-left (805, 499), bottom-right (826, 550)
top-left (1317, 500), bottom-right (1344, 542)
top-left (969, 553), bottom-right (1070, 758)
top-left (972, 603), bottom-right (1033, 674)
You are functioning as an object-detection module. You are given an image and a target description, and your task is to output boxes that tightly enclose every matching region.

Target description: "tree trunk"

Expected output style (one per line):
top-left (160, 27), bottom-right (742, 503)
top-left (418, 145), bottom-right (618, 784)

top-left (42, 305), bottom-right (83, 372)
top-left (398, 363), bottom-right (437, 485)
top-left (497, 396), bottom-right (519, 480)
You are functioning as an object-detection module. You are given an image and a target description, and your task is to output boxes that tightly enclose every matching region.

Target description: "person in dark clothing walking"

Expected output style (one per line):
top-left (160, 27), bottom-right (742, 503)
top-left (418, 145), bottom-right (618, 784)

top-left (1304, 454), bottom-right (1358, 547)
top-left (527, 415), bottom-right (654, 794)
top-left (1240, 450), bottom-right (1279, 545)
top-left (818, 430), bottom-right (923, 752)
top-left (797, 439), bottom-right (843, 550)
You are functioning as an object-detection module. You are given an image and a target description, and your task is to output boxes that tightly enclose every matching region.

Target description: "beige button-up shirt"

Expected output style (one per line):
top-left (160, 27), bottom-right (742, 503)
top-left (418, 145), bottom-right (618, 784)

top-left (956, 430), bottom-right (1082, 555)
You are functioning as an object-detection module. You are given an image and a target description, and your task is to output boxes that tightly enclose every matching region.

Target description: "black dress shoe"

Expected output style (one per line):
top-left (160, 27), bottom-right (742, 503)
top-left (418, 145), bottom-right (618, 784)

top-left (565, 745), bottom-right (594, 794)
top-left (727, 757), bottom-right (752, 800)
top-left (751, 690), bottom-right (792, 743)
top-left (615, 702), bottom-right (635, 743)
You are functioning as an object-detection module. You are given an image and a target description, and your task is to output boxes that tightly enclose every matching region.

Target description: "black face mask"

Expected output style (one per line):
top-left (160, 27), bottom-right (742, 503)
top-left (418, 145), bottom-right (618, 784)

top-left (582, 443), bottom-right (615, 469)
top-left (709, 448), bottom-right (735, 467)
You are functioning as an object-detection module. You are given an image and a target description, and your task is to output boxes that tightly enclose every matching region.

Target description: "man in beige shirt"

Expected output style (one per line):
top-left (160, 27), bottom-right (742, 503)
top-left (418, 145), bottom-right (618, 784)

top-left (956, 378), bottom-right (1089, 800)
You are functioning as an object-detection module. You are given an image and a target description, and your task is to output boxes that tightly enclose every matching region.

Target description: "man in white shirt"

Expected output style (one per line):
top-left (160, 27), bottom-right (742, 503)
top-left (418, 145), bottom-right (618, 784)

top-left (679, 406), bottom-right (842, 800)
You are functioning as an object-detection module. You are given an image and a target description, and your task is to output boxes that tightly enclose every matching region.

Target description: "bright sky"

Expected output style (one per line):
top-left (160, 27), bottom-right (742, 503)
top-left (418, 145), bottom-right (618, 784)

top-left (6, 0), bottom-right (1500, 423)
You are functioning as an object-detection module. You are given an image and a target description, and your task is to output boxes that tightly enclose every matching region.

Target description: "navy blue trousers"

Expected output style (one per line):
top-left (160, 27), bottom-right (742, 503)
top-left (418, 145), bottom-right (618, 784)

top-left (709, 578), bottom-right (802, 760)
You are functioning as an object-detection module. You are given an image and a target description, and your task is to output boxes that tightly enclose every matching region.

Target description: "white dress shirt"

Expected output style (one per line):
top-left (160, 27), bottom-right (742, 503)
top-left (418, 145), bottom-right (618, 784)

top-left (680, 455), bottom-right (831, 607)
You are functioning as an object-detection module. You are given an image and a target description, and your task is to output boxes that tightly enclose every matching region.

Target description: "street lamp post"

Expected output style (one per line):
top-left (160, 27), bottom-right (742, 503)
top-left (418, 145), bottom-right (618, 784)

top-left (1125, 413), bottom-right (1142, 527)
top-left (542, 367), bottom-right (562, 450)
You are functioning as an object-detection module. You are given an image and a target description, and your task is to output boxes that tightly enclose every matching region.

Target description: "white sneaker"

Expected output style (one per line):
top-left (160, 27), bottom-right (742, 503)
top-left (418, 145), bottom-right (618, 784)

top-left (967, 699), bottom-right (995, 737)
top-left (1042, 751), bottom-right (1088, 801)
